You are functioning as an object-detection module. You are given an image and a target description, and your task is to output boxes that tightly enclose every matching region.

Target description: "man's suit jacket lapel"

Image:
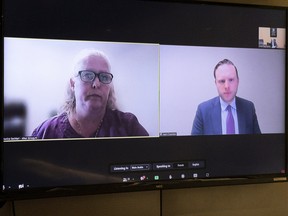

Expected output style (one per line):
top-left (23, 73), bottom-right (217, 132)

top-left (211, 97), bottom-right (222, 135)
top-left (235, 97), bottom-right (246, 134)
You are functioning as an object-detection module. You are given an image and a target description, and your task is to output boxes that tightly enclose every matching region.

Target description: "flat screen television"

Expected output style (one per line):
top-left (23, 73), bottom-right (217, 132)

top-left (1, 0), bottom-right (287, 201)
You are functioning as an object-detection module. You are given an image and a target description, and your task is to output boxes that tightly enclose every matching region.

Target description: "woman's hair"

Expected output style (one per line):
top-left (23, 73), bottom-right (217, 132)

top-left (59, 49), bottom-right (117, 114)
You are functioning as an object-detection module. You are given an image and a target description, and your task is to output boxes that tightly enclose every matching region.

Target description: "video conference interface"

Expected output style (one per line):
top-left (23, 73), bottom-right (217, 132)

top-left (2, 0), bottom-right (287, 190)
top-left (3, 36), bottom-right (286, 140)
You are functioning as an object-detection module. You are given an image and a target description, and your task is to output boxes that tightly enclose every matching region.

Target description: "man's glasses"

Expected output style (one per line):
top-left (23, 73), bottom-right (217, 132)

top-left (78, 70), bottom-right (113, 84)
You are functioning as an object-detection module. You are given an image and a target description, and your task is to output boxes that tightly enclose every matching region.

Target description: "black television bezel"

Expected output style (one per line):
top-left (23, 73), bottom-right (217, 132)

top-left (1, 0), bottom-right (288, 202)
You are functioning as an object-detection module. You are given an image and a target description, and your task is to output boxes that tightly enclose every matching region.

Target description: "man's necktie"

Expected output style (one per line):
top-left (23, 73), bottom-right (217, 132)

top-left (226, 105), bottom-right (235, 134)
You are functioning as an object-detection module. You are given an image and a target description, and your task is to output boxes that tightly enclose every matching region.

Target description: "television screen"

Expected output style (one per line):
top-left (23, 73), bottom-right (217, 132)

top-left (1, 0), bottom-right (287, 200)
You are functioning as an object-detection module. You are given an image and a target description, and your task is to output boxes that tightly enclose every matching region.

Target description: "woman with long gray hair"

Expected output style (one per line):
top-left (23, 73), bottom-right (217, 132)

top-left (32, 49), bottom-right (148, 139)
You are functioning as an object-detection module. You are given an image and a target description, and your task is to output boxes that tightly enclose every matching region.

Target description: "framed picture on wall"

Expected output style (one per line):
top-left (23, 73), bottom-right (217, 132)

top-left (270, 27), bottom-right (277, 37)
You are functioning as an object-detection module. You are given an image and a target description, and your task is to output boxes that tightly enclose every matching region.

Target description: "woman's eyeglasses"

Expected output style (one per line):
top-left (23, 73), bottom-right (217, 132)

top-left (78, 70), bottom-right (113, 84)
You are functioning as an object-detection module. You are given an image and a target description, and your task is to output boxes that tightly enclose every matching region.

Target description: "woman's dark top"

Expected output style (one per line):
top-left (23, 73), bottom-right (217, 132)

top-left (32, 109), bottom-right (149, 139)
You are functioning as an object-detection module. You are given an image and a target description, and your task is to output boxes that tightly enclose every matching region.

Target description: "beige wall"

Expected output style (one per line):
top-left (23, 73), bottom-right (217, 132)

top-left (162, 182), bottom-right (288, 216)
top-left (1, 0), bottom-right (287, 215)
top-left (1, 182), bottom-right (288, 216)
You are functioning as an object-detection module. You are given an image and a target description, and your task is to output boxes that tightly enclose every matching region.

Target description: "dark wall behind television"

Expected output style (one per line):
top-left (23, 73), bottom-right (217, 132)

top-left (1, 1), bottom-right (288, 216)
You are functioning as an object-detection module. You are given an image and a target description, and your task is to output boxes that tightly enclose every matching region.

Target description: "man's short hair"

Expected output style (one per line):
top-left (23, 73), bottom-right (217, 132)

top-left (213, 59), bottom-right (239, 79)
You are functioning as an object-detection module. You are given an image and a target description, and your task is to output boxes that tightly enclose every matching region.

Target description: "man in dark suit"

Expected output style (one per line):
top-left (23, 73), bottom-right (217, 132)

top-left (191, 59), bottom-right (261, 135)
